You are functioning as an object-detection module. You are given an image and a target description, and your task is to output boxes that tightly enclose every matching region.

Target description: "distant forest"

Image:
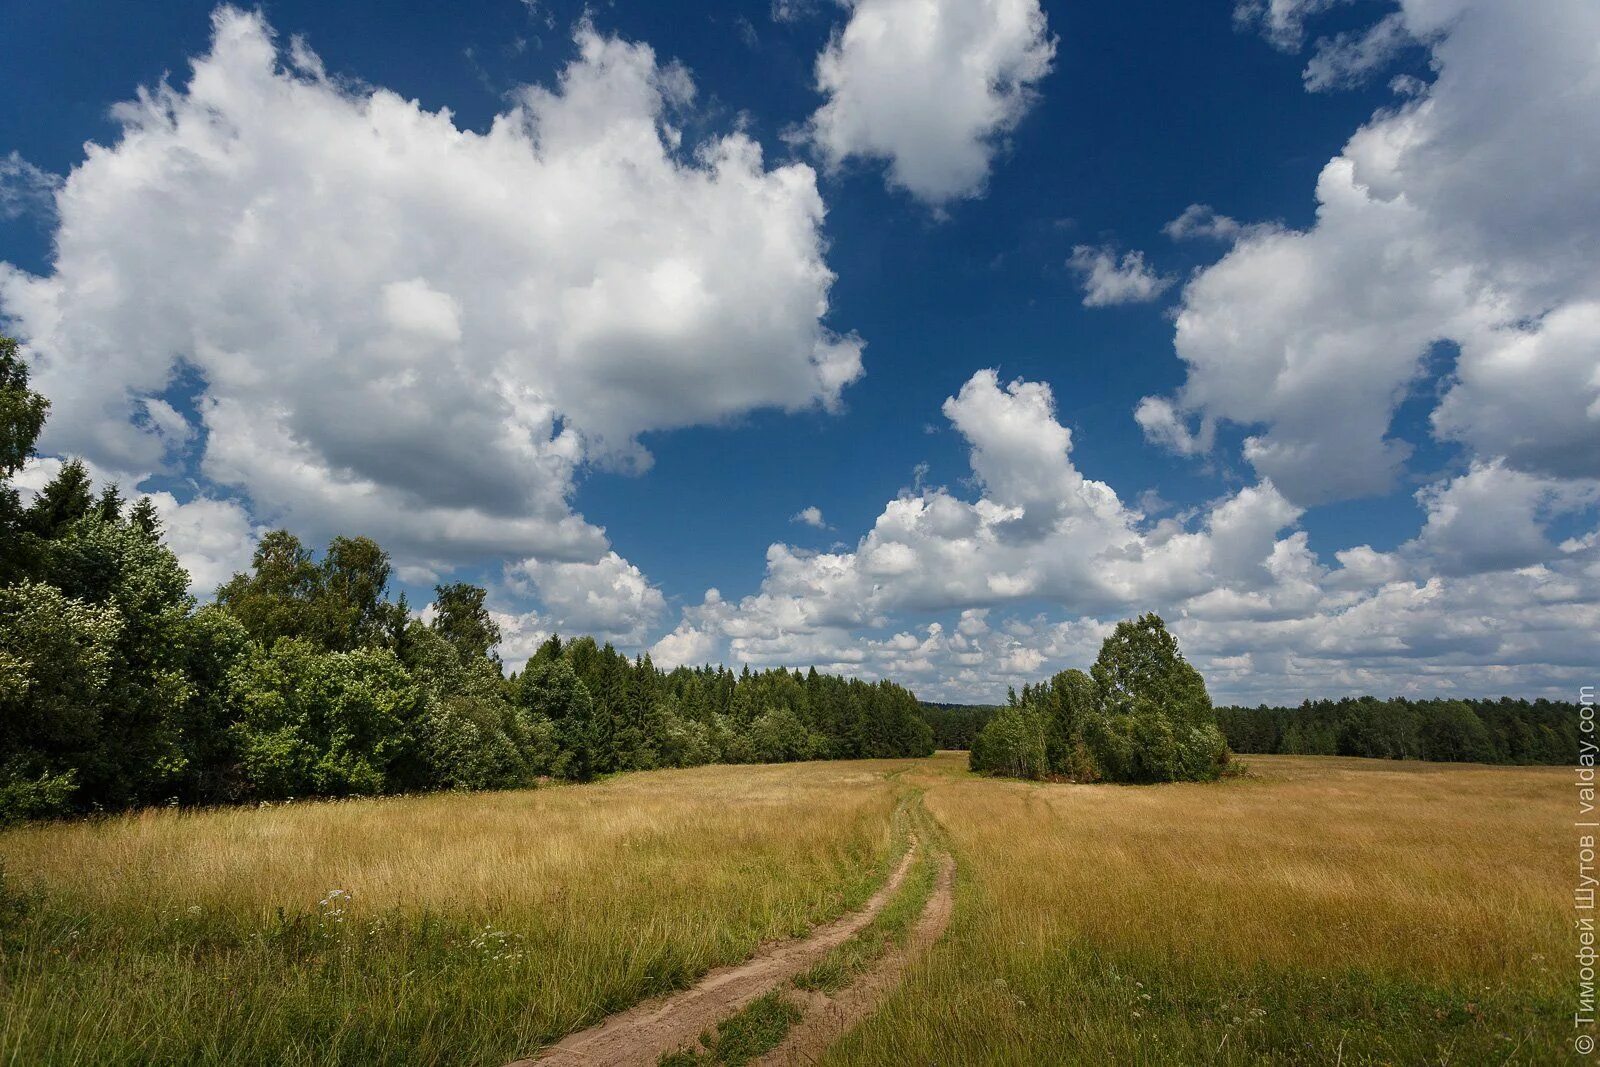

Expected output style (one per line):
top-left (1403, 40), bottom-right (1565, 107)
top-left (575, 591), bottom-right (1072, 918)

top-left (920, 703), bottom-right (1001, 750)
top-left (928, 696), bottom-right (1580, 766)
top-left (1215, 697), bottom-right (1579, 765)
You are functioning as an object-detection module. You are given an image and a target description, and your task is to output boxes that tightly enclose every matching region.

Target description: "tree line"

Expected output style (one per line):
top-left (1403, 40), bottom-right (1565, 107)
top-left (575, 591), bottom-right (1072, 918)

top-left (0, 337), bottom-right (932, 823)
top-left (969, 613), bottom-right (1232, 783)
top-left (918, 703), bottom-right (1000, 750)
top-left (1216, 696), bottom-right (1579, 765)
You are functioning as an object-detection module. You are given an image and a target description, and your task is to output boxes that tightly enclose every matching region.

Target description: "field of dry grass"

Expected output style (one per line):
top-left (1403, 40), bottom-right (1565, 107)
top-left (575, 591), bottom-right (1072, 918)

top-left (830, 752), bottom-right (1568, 1064)
top-left (0, 760), bottom-right (910, 1064)
top-left (0, 753), bottom-right (1569, 1064)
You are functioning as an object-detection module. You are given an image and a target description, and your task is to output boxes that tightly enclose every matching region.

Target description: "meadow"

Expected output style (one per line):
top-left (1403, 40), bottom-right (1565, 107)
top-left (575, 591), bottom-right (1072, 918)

top-left (835, 754), bottom-right (1568, 1064)
top-left (0, 753), bottom-right (1570, 1064)
top-left (0, 761), bottom-right (910, 1064)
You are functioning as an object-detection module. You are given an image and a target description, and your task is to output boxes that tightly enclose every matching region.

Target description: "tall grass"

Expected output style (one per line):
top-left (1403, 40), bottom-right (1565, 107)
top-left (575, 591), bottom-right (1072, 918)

top-left (828, 753), bottom-right (1569, 1063)
top-left (0, 761), bottom-right (909, 1065)
top-left (0, 754), bottom-right (1569, 1064)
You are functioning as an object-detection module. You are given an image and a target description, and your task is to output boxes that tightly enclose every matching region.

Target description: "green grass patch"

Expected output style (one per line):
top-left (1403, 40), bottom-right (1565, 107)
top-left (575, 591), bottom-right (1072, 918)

top-left (659, 992), bottom-right (803, 1066)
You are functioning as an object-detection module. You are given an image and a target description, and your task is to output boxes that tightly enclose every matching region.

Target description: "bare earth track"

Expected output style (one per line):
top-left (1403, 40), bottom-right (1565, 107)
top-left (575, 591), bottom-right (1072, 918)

top-left (512, 839), bottom-right (921, 1067)
top-left (758, 849), bottom-right (956, 1065)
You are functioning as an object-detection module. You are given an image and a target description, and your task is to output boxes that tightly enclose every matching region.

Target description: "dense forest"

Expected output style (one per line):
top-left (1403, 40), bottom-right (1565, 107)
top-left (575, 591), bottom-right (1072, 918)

top-left (0, 338), bottom-right (931, 823)
top-left (918, 703), bottom-right (999, 749)
top-left (1215, 697), bottom-right (1579, 765)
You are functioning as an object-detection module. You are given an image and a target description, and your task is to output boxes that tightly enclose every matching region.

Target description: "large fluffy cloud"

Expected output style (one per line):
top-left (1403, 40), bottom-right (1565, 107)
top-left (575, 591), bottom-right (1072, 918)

top-left (0, 6), bottom-right (869, 643)
top-left (803, 0), bottom-right (1055, 205)
top-left (655, 369), bottom-right (1600, 702)
top-left (0, 7), bottom-right (862, 599)
top-left (1145, 0), bottom-right (1600, 505)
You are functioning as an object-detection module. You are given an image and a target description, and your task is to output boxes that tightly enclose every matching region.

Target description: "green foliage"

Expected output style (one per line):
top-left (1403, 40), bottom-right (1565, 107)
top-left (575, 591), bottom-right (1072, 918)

top-left (0, 337), bottom-right (44, 583)
top-left (747, 706), bottom-right (826, 763)
top-left (1092, 614), bottom-right (1213, 728)
top-left (405, 625), bottom-right (553, 790)
top-left (1416, 701), bottom-right (1495, 762)
top-left (517, 656), bottom-right (604, 781)
top-left (429, 582), bottom-right (501, 664)
top-left (0, 581), bottom-right (122, 820)
top-left (35, 509), bottom-right (198, 806)
top-left (216, 531), bottom-right (408, 653)
top-left (1216, 695), bottom-right (1577, 765)
top-left (656, 707), bottom-right (718, 767)
top-left (917, 702), bottom-right (998, 749)
top-left (1038, 668), bottom-right (1098, 778)
top-left (231, 640), bottom-right (422, 798)
top-left (969, 705), bottom-right (1048, 779)
top-left (0, 336), bottom-right (47, 479)
top-left (170, 605), bottom-right (252, 803)
top-left (0, 763), bottom-right (77, 825)
top-left (972, 614), bottom-right (1229, 784)
top-left (25, 457), bottom-right (94, 538)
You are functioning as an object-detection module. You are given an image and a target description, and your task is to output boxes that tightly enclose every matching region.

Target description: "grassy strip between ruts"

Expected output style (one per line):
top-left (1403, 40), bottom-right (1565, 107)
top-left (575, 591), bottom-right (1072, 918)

top-left (660, 794), bottom-right (943, 1066)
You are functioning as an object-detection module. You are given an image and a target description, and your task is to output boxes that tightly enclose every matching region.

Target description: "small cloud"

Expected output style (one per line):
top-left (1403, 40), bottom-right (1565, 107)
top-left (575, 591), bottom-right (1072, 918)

top-left (518, 0), bottom-right (553, 29)
top-left (1136, 488), bottom-right (1172, 517)
top-left (800, 0), bottom-right (1056, 206)
top-left (770, 0), bottom-right (817, 24)
top-left (1162, 203), bottom-right (1281, 244)
top-left (1068, 244), bottom-right (1174, 307)
top-left (1135, 395), bottom-right (1215, 456)
top-left (0, 152), bottom-right (62, 223)
top-left (791, 505), bottom-right (828, 529)
top-left (1303, 13), bottom-right (1414, 93)
top-left (1163, 203), bottom-right (1242, 242)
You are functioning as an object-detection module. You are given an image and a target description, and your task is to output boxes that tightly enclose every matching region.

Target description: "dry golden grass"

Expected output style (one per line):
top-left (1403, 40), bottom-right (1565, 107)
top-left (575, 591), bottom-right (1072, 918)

top-left (0, 754), bottom-right (1570, 1064)
top-left (0, 760), bottom-right (911, 1065)
top-left (828, 753), bottom-right (1568, 1064)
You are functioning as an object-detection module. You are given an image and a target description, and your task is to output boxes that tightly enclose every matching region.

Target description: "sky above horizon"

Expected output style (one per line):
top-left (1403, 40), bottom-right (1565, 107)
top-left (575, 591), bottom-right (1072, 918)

top-left (2, 0), bottom-right (1597, 704)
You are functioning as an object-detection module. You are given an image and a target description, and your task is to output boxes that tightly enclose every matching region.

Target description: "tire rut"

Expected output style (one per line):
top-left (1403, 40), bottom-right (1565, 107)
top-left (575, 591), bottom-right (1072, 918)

top-left (756, 849), bottom-right (956, 1066)
top-left (508, 837), bottom-right (921, 1067)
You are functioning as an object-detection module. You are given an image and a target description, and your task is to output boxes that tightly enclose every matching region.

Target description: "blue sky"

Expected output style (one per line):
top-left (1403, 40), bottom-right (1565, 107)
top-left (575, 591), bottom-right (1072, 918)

top-left (3, 0), bottom-right (1597, 703)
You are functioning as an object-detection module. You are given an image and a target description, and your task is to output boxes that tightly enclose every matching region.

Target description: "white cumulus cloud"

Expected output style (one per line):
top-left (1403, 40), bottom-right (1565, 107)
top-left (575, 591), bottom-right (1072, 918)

top-left (791, 505), bottom-right (828, 528)
top-left (654, 368), bottom-right (1600, 703)
top-left (509, 551), bottom-right (667, 645)
top-left (803, 0), bottom-right (1055, 205)
top-left (0, 6), bottom-right (864, 621)
top-left (1143, 0), bottom-right (1600, 505)
top-left (1068, 245), bottom-right (1174, 307)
